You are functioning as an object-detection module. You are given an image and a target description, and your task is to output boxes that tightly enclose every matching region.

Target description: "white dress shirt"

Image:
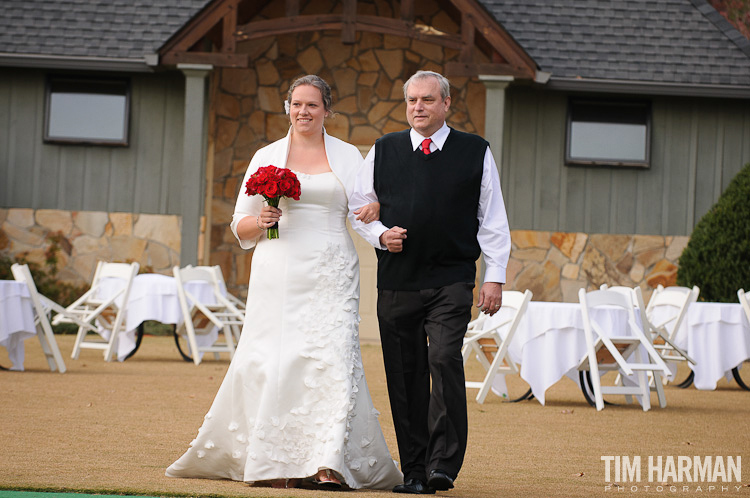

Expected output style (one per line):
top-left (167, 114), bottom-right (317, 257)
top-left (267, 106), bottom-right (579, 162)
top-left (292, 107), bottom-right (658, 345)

top-left (349, 123), bottom-right (511, 284)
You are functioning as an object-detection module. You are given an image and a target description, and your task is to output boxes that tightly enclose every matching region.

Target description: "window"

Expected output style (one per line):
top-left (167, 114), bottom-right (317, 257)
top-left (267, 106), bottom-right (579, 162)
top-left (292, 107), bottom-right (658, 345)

top-left (44, 77), bottom-right (130, 146)
top-left (566, 99), bottom-right (651, 168)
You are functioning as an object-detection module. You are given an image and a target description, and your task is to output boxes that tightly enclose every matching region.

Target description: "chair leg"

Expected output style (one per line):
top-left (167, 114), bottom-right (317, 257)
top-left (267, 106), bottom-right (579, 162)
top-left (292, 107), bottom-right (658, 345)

top-left (231, 324), bottom-right (242, 344)
top-left (588, 360), bottom-right (604, 411)
top-left (477, 354), bottom-right (504, 404)
top-left (71, 325), bottom-right (88, 359)
top-left (36, 326), bottom-right (56, 371)
top-left (37, 318), bottom-right (66, 373)
top-left (461, 345), bottom-right (471, 366)
top-left (633, 349), bottom-right (651, 411)
top-left (185, 313), bottom-right (202, 366)
top-left (222, 325), bottom-right (235, 360)
top-left (652, 371), bottom-right (667, 408)
top-left (638, 369), bottom-right (651, 412)
top-left (104, 310), bottom-right (127, 362)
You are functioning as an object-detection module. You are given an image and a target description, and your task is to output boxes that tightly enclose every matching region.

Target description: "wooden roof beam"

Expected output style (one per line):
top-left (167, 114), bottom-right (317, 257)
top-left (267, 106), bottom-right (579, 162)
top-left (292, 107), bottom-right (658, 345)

top-left (444, 61), bottom-right (530, 78)
top-left (447, 0), bottom-right (537, 79)
top-left (460, 12), bottom-right (474, 63)
top-left (285, 0), bottom-right (299, 17)
top-left (401, 0), bottom-right (414, 21)
top-left (235, 14), bottom-right (463, 49)
top-left (342, 0), bottom-right (356, 44)
top-left (160, 51), bottom-right (249, 68)
top-left (222, 1), bottom-right (237, 53)
top-left (161, 0), bottom-right (236, 54)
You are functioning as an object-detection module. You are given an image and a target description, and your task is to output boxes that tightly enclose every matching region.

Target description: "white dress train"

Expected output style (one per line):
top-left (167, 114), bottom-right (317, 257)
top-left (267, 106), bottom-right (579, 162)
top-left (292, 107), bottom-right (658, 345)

top-left (166, 170), bottom-right (402, 489)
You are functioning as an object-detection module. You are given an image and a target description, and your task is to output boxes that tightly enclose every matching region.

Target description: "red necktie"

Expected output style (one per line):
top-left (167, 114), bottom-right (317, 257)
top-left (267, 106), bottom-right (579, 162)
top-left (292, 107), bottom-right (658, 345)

top-left (421, 138), bottom-right (432, 155)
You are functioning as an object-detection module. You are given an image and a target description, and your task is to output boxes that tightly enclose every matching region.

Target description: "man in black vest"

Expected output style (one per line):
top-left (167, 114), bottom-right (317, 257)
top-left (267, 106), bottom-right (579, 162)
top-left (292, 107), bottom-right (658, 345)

top-left (351, 70), bottom-right (511, 494)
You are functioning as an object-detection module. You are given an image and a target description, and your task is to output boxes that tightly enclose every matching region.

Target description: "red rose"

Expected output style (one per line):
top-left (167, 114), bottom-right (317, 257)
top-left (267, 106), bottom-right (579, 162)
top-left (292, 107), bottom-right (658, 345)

top-left (244, 165), bottom-right (301, 201)
top-left (278, 179), bottom-right (292, 195)
top-left (255, 170), bottom-right (269, 183)
top-left (244, 178), bottom-right (258, 196)
top-left (243, 165), bottom-right (301, 239)
top-left (264, 182), bottom-right (279, 197)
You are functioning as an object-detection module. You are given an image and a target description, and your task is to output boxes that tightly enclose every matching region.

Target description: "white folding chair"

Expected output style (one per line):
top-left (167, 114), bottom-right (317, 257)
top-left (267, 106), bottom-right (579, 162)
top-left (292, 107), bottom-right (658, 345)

top-left (735, 289), bottom-right (750, 389)
top-left (740, 289), bottom-right (750, 319)
top-left (577, 288), bottom-right (670, 411)
top-left (173, 265), bottom-right (244, 365)
top-left (185, 265), bottom-right (246, 320)
top-left (10, 263), bottom-right (67, 373)
top-left (601, 284), bottom-right (686, 392)
top-left (53, 261), bottom-right (139, 362)
top-left (644, 285), bottom-right (699, 369)
top-left (462, 289), bottom-right (532, 404)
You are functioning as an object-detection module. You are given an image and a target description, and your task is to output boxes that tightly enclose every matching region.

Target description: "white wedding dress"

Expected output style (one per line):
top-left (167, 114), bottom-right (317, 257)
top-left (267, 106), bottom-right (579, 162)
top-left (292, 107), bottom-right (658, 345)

top-left (166, 171), bottom-right (402, 489)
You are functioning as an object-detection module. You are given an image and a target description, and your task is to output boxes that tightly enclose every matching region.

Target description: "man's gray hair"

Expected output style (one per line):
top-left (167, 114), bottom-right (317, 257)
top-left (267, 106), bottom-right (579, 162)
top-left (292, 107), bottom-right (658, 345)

top-left (402, 70), bottom-right (451, 101)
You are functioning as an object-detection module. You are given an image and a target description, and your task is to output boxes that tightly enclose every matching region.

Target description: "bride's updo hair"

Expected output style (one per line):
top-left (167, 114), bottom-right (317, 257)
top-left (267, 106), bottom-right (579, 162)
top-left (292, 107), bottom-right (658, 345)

top-left (285, 75), bottom-right (334, 115)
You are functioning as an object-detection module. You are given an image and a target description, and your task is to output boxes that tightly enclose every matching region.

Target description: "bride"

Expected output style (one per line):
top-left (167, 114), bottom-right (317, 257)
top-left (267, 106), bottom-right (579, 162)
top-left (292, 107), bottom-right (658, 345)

top-left (165, 75), bottom-right (402, 490)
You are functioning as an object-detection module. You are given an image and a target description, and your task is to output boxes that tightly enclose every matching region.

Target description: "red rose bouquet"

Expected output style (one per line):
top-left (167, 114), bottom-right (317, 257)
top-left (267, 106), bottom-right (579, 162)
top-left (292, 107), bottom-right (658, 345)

top-left (245, 165), bottom-right (301, 239)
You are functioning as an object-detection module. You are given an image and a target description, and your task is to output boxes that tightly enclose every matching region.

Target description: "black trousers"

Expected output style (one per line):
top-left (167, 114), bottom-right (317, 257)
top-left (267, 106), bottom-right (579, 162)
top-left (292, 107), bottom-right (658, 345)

top-left (377, 282), bottom-right (474, 483)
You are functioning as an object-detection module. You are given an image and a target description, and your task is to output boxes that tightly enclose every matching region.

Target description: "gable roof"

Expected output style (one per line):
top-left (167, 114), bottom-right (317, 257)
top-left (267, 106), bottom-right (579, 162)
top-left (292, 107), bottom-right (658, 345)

top-left (481, 0), bottom-right (750, 97)
top-left (2, 0), bottom-right (749, 97)
top-left (0, 0), bottom-right (211, 71)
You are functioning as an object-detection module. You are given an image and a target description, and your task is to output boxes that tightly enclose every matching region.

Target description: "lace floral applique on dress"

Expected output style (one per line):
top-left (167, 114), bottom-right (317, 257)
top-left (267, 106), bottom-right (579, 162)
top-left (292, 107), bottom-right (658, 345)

top-left (251, 242), bottom-right (363, 468)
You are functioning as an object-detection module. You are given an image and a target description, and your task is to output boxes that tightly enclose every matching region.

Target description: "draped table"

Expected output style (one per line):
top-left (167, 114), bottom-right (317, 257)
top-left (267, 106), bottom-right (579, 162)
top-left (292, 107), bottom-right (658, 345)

top-left (0, 280), bottom-right (36, 371)
top-left (490, 301), bottom-right (639, 405)
top-left (654, 302), bottom-right (750, 390)
top-left (95, 273), bottom-right (224, 361)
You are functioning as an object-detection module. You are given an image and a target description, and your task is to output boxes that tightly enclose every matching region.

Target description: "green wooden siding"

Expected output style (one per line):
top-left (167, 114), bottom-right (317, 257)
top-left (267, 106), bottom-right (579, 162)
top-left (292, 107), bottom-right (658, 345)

top-left (501, 87), bottom-right (750, 236)
top-left (0, 68), bottom-right (187, 216)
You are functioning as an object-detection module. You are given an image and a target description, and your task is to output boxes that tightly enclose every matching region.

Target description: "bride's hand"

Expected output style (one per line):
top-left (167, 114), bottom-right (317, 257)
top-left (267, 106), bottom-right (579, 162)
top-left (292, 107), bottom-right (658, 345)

top-left (257, 206), bottom-right (282, 229)
top-left (354, 201), bottom-right (380, 224)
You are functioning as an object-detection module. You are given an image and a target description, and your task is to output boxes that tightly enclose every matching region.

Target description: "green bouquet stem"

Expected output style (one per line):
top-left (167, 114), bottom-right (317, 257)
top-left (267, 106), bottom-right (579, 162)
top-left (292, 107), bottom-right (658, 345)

top-left (266, 197), bottom-right (280, 240)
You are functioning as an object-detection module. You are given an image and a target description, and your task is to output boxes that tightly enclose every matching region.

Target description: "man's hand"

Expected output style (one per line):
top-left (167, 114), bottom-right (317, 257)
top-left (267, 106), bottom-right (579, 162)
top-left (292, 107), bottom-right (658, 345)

top-left (379, 226), bottom-right (407, 252)
top-left (477, 282), bottom-right (503, 316)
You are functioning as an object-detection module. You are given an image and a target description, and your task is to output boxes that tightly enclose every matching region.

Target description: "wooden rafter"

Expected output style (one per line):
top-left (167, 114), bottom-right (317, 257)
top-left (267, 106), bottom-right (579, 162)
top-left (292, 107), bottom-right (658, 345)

top-left (460, 11), bottom-right (475, 62)
top-left (446, 0), bottom-right (537, 78)
top-left (161, 0), bottom-right (236, 54)
top-left (444, 61), bottom-right (533, 78)
top-left (235, 14), bottom-right (463, 49)
top-left (342, 0), bottom-right (357, 43)
top-left (222, 1), bottom-right (237, 53)
top-left (158, 0), bottom-right (536, 77)
top-left (401, 0), bottom-right (414, 21)
top-left (160, 0), bottom-right (249, 67)
top-left (285, 0), bottom-right (299, 17)
top-left (160, 51), bottom-right (249, 67)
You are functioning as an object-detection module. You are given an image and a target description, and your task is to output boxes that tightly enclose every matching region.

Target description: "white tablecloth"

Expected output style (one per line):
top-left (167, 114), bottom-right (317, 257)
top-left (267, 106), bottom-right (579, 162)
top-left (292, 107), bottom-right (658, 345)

top-left (95, 274), bottom-right (224, 360)
top-left (490, 301), bottom-right (639, 405)
top-left (648, 302), bottom-right (750, 390)
top-left (0, 280), bottom-right (36, 371)
top-left (686, 302), bottom-right (750, 390)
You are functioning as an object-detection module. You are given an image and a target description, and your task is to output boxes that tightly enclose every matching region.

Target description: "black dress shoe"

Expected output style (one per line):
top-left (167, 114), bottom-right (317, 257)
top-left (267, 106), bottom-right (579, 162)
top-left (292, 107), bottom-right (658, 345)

top-left (427, 470), bottom-right (454, 491)
top-left (393, 478), bottom-right (436, 494)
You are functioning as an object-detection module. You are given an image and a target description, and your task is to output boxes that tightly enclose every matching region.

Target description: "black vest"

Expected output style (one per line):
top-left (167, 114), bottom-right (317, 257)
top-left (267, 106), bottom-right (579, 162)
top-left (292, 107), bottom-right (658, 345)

top-left (374, 128), bottom-right (487, 290)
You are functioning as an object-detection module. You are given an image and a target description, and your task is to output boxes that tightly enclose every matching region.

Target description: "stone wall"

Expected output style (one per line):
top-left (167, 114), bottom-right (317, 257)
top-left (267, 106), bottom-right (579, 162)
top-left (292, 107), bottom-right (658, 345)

top-left (505, 230), bottom-right (690, 304)
top-left (206, 1), bottom-right (489, 296)
top-left (0, 208), bottom-right (181, 284)
top-left (0, 205), bottom-right (690, 308)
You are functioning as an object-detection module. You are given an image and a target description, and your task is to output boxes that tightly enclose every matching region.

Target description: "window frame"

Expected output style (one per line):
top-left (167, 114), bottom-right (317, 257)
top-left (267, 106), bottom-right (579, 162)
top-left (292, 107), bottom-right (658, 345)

top-left (565, 97), bottom-right (652, 169)
top-left (43, 75), bottom-right (131, 146)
